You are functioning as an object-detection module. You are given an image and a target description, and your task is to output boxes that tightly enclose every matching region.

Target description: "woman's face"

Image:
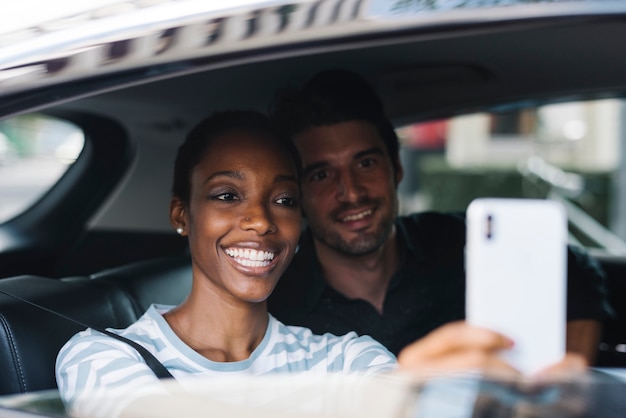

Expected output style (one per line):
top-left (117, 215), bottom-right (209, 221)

top-left (172, 131), bottom-right (301, 304)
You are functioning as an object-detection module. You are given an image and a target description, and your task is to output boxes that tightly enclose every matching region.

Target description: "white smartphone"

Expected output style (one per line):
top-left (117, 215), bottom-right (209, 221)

top-left (466, 198), bottom-right (567, 374)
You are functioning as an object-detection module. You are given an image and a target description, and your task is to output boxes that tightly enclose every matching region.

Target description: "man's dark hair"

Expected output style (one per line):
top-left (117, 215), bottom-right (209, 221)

top-left (269, 69), bottom-right (400, 173)
top-left (172, 110), bottom-right (301, 205)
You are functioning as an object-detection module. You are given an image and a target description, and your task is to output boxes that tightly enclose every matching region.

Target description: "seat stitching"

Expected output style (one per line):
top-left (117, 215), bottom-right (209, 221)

top-left (0, 313), bottom-right (27, 393)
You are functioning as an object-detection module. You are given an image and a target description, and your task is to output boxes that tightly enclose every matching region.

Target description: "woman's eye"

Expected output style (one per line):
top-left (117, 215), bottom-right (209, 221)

top-left (214, 192), bottom-right (238, 201)
top-left (276, 196), bottom-right (299, 207)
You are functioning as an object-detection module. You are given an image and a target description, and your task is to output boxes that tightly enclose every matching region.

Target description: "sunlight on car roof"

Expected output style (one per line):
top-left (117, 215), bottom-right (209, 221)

top-left (0, 0), bottom-right (119, 35)
top-left (0, 0), bottom-right (298, 36)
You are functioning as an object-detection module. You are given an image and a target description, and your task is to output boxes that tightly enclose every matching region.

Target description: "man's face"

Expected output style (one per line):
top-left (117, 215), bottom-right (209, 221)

top-left (294, 120), bottom-right (402, 256)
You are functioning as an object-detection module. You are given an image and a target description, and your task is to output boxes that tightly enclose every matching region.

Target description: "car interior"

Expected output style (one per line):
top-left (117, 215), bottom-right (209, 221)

top-left (1, 1), bottom-right (626, 399)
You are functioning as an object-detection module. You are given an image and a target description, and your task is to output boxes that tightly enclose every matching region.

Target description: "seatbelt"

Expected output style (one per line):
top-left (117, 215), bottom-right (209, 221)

top-left (0, 288), bottom-right (175, 380)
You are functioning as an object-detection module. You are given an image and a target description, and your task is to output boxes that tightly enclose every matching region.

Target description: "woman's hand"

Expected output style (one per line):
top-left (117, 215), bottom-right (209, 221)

top-left (532, 352), bottom-right (587, 381)
top-left (397, 321), bottom-right (518, 378)
top-left (397, 321), bottom-right (588, 379)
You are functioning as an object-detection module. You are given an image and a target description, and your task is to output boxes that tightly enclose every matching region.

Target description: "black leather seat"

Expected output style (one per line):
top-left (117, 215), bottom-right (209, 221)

top-left (0, 276), bottom-right (136, 395)
top-left (0, 255), bottom-right (192, 396)
top-left (89, 255), bottom-right (192, 316)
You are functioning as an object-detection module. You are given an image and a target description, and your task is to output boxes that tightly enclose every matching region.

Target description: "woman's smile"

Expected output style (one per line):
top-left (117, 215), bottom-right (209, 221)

top-left (223, 245), bottom-right (280, 274)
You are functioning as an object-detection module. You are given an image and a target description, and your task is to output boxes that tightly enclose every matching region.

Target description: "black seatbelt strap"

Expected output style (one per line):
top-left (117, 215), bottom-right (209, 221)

top-left (0, 289), bottom-right (175, 380)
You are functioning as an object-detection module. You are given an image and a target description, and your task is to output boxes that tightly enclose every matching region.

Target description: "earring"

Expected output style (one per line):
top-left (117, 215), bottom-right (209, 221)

top-left (176, 227), bottom-right (183, 235)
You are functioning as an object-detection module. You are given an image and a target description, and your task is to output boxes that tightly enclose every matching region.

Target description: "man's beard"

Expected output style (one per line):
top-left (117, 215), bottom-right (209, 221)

top-left (307, 198), bottom-right (396, 256)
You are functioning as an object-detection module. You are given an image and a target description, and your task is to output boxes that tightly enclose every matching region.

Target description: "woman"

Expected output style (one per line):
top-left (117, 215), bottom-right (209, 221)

top-left (55, 111), bottom-right (397, 418)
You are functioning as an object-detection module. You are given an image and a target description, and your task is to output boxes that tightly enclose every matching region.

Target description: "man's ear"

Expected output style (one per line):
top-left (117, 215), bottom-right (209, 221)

top-left (394, 157), bottom-right (404, 187)
top-left (170, 197), bottom-right (188, 236)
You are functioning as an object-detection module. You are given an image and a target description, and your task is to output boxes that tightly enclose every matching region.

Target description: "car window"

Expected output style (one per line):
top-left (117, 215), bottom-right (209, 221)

top-left (396, 97), bottom-right (626, 254)
top-left (0, 113), bottom-right (84, 224)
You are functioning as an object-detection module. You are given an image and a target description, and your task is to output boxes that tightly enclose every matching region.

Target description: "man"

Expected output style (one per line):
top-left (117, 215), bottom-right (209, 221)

top-left (267, 69), bottom-right (611, 364)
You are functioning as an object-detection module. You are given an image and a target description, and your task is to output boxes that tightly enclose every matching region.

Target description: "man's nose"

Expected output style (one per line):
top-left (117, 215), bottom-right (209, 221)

top-left (336, 170), bottom-right (365, 202)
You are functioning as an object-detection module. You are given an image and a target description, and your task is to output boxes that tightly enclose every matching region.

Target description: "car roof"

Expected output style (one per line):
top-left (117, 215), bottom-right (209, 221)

top-left (2, 0), bottom-right (626, 124)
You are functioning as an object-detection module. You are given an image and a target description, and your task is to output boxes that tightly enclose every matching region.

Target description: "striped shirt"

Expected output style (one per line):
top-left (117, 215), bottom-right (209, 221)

top-left (56, 304), bottom-right (397, 417)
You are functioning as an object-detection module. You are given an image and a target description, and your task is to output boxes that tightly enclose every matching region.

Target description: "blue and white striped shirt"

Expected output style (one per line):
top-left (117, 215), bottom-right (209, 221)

top-left (56, 304), bottom-right (397, 417)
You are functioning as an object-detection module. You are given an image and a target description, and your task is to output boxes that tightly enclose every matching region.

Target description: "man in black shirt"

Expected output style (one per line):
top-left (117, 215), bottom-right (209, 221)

top-left (268, 69), bottom-right (610, 364)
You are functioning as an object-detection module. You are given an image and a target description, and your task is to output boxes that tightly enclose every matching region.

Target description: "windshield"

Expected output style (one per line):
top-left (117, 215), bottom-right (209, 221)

top-left (1, 370), bottom-right (626, 418)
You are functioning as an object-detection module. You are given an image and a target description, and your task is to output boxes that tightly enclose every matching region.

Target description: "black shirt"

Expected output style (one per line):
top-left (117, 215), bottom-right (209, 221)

top-left (268, 212), bottom-right (611, 355)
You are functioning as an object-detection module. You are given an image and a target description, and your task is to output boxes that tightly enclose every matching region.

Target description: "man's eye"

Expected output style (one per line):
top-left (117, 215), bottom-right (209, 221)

top-left (360, 158), bottom-right (375, 168)
top-left (310, 171), bottom-right (328, 181)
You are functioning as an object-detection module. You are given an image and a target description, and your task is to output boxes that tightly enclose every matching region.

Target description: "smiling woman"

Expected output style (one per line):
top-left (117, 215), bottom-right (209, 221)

top-left (54, 110), bottom-right (397, 418)
top-left (168, 111), bottom-right (303, 305)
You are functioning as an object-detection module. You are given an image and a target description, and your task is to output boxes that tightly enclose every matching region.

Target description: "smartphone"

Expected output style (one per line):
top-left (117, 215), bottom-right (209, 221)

top-left (465, 198), bottom-right (567, 374)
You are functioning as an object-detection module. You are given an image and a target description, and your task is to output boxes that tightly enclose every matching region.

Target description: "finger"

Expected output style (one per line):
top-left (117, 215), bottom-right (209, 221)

top-left (531, 353), bottom-right (588, 381)
top-left (425, 322), bottom-right (513, 355)
top-left (399, 347), bottom-right (521, 379)
top-left (398, 321), bottom-right (513, 362)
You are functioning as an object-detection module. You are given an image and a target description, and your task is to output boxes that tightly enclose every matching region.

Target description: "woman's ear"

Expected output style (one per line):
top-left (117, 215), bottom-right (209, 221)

top-left (170, 197), bottom-right (188, 236)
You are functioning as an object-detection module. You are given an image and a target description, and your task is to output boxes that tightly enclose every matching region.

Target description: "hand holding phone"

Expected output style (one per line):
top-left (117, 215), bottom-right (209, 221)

top-left (466, 198), bottom-right (567, 374)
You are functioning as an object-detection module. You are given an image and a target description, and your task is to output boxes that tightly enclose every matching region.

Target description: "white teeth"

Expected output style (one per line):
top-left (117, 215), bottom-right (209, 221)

top-left (238, 259), bottom-right (270, 267)
top-left (225, 248), bottom-right (276, 266)
top-left (342, 209), bottom-right (372, 222)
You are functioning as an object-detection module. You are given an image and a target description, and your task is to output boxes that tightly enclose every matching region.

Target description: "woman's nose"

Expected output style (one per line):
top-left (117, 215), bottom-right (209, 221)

top-left (240, 204), bottom-right (277, 235)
